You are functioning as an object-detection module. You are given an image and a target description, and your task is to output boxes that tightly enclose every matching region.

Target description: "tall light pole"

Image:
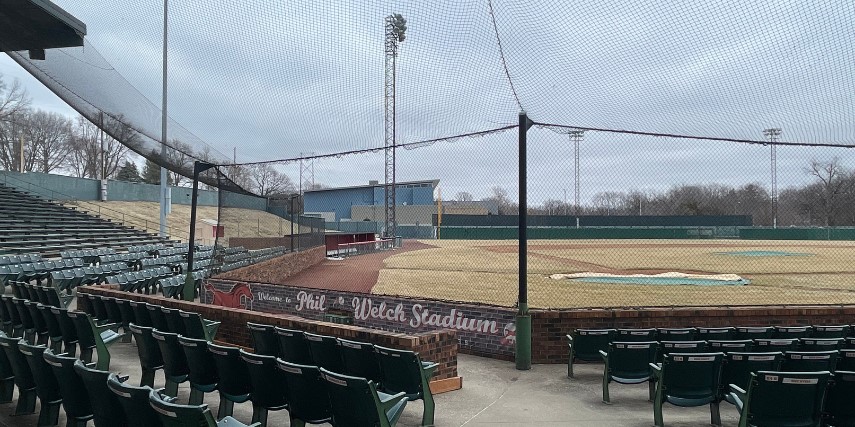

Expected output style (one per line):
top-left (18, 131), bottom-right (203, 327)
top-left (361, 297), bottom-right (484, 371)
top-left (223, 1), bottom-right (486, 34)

top-left (159, 0), bottom-right (169, 238)
top-left (763, 128), bottom-right (781, 228)
top-left (566, 129), bottom-right (584, 216)
top-left (384, 14), bottom-right (406, 240)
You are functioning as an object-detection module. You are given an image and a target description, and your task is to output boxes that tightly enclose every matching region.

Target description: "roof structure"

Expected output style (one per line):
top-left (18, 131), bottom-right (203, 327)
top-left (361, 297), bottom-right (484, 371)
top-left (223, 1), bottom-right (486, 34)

top-left (0, 0), bottom-right (86, 57)
top-left (304, 179), bottom-right (439, 194)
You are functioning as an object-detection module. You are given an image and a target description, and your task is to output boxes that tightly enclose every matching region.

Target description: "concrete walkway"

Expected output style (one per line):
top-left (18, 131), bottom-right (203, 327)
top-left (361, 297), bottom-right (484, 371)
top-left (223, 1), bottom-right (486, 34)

top-left (0, 339), bottom-right (742, 427)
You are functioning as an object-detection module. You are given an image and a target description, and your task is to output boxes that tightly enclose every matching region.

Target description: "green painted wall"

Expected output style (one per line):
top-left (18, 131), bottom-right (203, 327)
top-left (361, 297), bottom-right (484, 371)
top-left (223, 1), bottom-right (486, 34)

top-left (739, 228), bottom-right (855, 240)
top-left (438, 227), bottom-right (704, 240)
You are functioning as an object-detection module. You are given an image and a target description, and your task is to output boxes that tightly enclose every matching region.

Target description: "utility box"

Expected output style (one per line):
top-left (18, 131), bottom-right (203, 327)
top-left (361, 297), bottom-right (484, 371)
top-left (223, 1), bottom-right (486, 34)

top-left (195, 218), bottom-right (224, 246)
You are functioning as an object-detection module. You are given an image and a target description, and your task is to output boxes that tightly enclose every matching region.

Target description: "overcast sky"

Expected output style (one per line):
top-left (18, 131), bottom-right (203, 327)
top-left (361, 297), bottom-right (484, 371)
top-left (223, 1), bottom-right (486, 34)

top-left (1, 0), bottom-right (853, 204)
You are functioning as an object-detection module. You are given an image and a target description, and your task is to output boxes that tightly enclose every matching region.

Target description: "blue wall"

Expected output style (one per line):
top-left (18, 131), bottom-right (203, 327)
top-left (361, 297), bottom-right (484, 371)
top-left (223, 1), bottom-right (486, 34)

top-left (0, 170), bottom-right (266, 210)
top-left (305, 183), bottom-right (435, 221)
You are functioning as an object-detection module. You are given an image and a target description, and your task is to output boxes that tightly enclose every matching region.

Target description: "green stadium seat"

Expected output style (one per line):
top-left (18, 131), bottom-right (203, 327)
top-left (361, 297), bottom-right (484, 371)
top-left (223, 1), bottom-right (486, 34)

top-left (781, 350), bottom-right (838, 372)
top-left (18, 341), bottom-right (62, 426)
top-left (148, 388), bottom-right (261, 427)
top-left (811, 325), bottom-right (850, 339)
top-left (824, 370), bottom-right (855, 426)
top-left (275, 327), bottom-right (313, 365)
top-left (50, 307), bottom-right (78, 357)
top-left (321, 367), bottom-right (408, 427)
top-left (130, 301), bottom-right (153, 328)
top-left (177, 336), bottom-right (219, 405)
top-left (66, 310), bottom-right (125, 370)
top-left (35, 303), bottom-right (63, 353)
top-left (74, 360), bottom-right (129, 426)
top-left (247, 322), bottom-right (279, 357)
top-left (657, 327), bottom-right (697, 342)
top-left (240, 350), bottom-right (288, 426)
top-left (650, 352), bottom-right (725, 427)
top-left (616, 328), bottom-right (657, 342)
top-left (719, 352), bottom-right (782, 405)
top-left (23, 300), bottom-right (49, 346)
top-left (147, 304), bottom-right (170, 332)
top-left (1, 295), bottom-right (23, 337)
top-left (599, 341), bottom-right (660, 404)
top-left (208, 342), bottom-right (252, 419)
top-left (374, 345), bottom-right (439, 426)
top-left (152, 329), bottom-right (191, 398)
top-left (107, 373), bottom-right (166, 427)
top-left (708, 340), bottom-right (753, 353)
top-left (162, 307), bottom-right (187, 336)
top-left (566, 328), bottom-right (615, 378)
top-left (734, 326), bottom-right (774, 340)
top-left (12, 297), bottom-right (37, 343)
top-left (43, 349), bottom-right (94, 427)
top-left (0, 334), bottom-right (37, 415)
top-left (659, 341), bottom-right (708, 361)
top-left (337, 338), bottom-right (384, 386)
top-left (276, 360), bottom-right (333, 426)
top-left (728, 370), bottom-right (830, 427)
top-left (180, 310), bottom-right (220, 342)
top-left (773, 326), bottom-right (812, 339)
top-left (838, 349), bottom-right (855, 372)
top-left (799, 337), bottom-right (844, 352)
top-left (129, 323), bottom-right (165, 387)
top-left (305, 332), bottom-right (344, 373)
top-left (753, 338), bottom-right (799, 352)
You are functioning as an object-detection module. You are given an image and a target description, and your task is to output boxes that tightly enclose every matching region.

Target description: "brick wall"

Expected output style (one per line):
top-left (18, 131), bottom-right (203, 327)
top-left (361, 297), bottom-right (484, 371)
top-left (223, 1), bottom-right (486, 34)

top-left (77, 286), bottom-right (459, 382)
top-left (214, 246), bottom-right (326, 283)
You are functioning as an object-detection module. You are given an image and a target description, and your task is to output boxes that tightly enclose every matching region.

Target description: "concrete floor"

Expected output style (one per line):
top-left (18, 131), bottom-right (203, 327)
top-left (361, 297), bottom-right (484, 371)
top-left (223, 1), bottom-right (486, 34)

top-left (0, 339), bottom-right (743, 427)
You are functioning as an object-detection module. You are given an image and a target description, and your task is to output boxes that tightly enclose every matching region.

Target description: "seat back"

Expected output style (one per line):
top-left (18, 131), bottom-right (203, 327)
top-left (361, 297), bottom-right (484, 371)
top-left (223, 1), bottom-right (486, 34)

top-left (128, 324), bottom-right (164, 371)
top-left (151, 329), bottom-right (190, 380)
top-left (66, 311), bottom-right (97, 351)
top-left (774, 325), bottom-right (812, 339)
top-left (37, 304), bottom-right (62, 340)
top-left (615, 328), bottom-right (657, 342)
top-left (812, 325), bottom-right (850, 339)
top-left (338, 338), bottom-right (383, 384)
top-left (207, 342), bottom-right (250, 399)
top-left (838, 349), bottom-right (855, 372)
top-left (148, 389), bottom-right (217, 427)
top-left (247, 322), bottom-right (279, 357)
top-left (129, 302), bottom-right (152, 328)
top-left (1, 295), bottom-right (21, 326)
top-left (42, 349), bottom-right (93, 420)
top-left (147, 305), bottom-right (169, 332)
top-left (115, 299), bottom-right (135, 327)
top-left (722, 352), bottom-right (782, 395)
top-left (161, 308), bottom-right (186, 336)
top-left (18, 341), bottom-right (60, 403)
top-left (660, 353), bottom-right (724, 403)
top-left (102, 297), bottom-right (124, 325)
top-left (23, 300), bottom-right (47, 336)
top-left (0, 334), bottom-right (34, 389)
top-left (240, 350), bottom-right (287, 409)
top-left (276, 360), bottom-right (332, 424)
top-left (799, 338), bottom-right (843, 352)
top-left (12, 297), bottom-right (34, 330)
top-left (88, 295), bottom-right (109, 321)
top-left (177, 336), bottom-right (218, 389)
top-left (305, 332), bottom-right (344, 372)
top-left (375, 345), bottom-right (429, 396)
top-left (107, 373), bottom-right (164, 427)
top-left (825, 371), bottom-right (855, 426)
top-left (276, 327), bottom-right (313, 365)
top-left (74, 360), bottom-right (127, 426)
top-left (321, 368), bottom-right (400, 427)
top-left (660, 341), bottom-right (708, 360)
top-left (708, 340), bottom-right (752, 353)
top-left (742, 370), bottom-right (830, 426)
top-left (570, 329), bottom-right (615, 361)
top-left (605, 342), bottom-right (659, 382)
top-left (781, 351), bottom-right (838, 372)
top-left (657, 328), bottom-right (697, 342)
top-left (734, 326), bottom-right (774, 340)
top-left (753, 338), bottom-right (798, 352)
top-left (51, 307), bottom-right (78, 349)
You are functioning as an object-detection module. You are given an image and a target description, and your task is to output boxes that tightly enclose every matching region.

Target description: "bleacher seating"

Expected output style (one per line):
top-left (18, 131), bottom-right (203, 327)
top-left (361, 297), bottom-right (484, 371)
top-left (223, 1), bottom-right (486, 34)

top-left (0, 183), bottom-right (172, 257)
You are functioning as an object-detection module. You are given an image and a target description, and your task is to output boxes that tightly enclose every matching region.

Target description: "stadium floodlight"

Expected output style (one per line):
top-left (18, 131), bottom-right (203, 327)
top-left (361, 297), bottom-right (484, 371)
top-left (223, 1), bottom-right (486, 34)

top-left (763, 128), bottom-right (782, 229)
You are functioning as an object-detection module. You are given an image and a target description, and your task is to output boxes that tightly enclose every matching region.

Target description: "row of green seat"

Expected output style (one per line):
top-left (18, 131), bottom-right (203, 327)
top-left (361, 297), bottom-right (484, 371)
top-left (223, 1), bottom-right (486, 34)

top-left (106, 266), bottom-right (175, 294)
top-left (82, 295), bottom-right (220, 343)
top-left (246, 322), bottom-right (437, 426)
top-left (0, 254), bottom-right (43, 266)
top-left (597, 344), bottom-right (855, 427)
top-left (7, 281), bottom-right (72, 309)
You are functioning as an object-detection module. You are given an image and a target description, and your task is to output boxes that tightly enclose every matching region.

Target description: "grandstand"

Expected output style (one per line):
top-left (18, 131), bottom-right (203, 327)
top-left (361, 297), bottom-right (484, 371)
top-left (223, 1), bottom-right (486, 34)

top-left (0, 183), bottom-right (171, 256)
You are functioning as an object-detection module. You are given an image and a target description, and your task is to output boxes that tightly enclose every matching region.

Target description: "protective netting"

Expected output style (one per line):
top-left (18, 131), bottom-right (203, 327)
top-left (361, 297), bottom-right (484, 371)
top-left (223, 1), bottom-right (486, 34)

top-left (4, 1), bottom-right (855, 309)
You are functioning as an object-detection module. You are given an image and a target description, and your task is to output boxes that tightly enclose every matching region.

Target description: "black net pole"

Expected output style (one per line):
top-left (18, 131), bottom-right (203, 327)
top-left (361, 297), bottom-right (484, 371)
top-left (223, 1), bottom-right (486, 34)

top-left (183, 161), bottom-right (214, 301)
top-left (517, 112), bottom-right (532, 370)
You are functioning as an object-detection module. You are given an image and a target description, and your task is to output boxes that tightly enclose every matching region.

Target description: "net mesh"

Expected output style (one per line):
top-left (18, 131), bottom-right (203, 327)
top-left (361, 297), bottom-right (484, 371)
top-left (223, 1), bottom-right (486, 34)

top-left (3, 1), bottom-right (855, 309)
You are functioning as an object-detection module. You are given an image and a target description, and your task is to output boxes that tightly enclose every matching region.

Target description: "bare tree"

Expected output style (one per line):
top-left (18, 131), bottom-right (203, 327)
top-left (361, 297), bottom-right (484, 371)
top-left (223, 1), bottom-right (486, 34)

top-left (249, 163), bottom-right (296, 196)
top-left (66, 115), bottom-right (130, 179)
top-left (24, 110), bottom-right (73, 173)
top-left (805, 158), bottom-right (851, 226)
top-left (485, 186), bottom-right (518, 215)
top-left (455, 191), bottom-right (474, 202)
top-left (0, 75), bottom-right (30, 122)
top-left (163, 140), bottom-right (193, 186)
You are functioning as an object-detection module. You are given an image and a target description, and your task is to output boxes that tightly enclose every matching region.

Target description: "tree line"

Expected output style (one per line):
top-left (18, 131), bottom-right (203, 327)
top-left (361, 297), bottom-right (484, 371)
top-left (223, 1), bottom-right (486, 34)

top-left (0, 74), bottom-right (303, 198)
top-left (478, 158), bottom-right (855, 227)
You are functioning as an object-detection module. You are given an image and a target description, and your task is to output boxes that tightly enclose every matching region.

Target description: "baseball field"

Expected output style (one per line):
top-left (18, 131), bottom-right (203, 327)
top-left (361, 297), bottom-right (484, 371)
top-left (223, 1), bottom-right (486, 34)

top-left (372, 239), bottom-right (855, 309)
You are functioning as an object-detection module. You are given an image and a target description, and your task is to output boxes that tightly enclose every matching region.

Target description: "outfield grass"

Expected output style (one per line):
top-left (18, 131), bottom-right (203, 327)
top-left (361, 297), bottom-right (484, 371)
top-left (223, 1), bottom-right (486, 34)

top-left (372, 239), bottom-right (855, 309)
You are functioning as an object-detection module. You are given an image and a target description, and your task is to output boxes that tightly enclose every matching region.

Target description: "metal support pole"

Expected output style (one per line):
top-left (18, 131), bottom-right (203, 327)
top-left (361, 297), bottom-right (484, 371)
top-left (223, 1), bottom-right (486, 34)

top-left (517, 111), bottom-right (533, 370)
top-left (159, 0), bottom-right (169, 238)
top-left (290, 196), bottom-right (295, 252)
top-left (184, 161), bottom-right (214, 301)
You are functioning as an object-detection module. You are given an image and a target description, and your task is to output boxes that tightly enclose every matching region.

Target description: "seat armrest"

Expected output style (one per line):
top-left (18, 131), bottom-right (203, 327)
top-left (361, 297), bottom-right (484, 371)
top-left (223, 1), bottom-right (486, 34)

top-left (378, 391), bottom-right (408, 410)
top-left (728, 383), bottom-right (747, 407)
top-left (94, 322), bottom-right (120, 333)
top-left (649, 363), bottom-right (661, 372)
top-left (421, 361), bottom-right (439, 378)
top-left (599, 350), bottom-right (608, 360)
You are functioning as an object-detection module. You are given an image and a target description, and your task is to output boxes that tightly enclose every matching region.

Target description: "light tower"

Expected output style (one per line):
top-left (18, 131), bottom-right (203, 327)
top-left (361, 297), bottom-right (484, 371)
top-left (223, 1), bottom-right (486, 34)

top-left (763, 127), bottom-right (781, 228)
top-left (567, 129), bottom-right (584, 216)
top-left (384, 13), bottom-right (406, 239)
